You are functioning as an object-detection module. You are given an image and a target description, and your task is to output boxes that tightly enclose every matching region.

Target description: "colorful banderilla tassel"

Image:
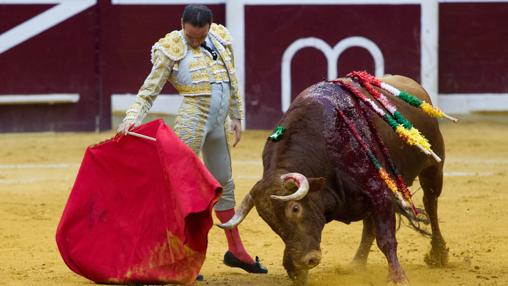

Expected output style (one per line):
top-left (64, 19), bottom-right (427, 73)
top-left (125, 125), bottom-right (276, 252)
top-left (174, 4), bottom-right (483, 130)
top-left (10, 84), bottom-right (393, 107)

top-left (347, 71), bottom-right (440, 161)
top-left (351, 71), bottom-right (458, 122)
top-left (335, 105), bottom-right (417, 214)
top-left (358, 100), bottom-right (418, 215)
top-left (334, 79), bottom-right (441, 162)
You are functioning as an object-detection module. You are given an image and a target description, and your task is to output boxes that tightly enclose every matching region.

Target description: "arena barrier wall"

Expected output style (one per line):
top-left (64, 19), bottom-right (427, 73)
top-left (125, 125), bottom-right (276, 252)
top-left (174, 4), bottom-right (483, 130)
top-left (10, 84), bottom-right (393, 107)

top-left (1, 0), bottom-right (507, 131)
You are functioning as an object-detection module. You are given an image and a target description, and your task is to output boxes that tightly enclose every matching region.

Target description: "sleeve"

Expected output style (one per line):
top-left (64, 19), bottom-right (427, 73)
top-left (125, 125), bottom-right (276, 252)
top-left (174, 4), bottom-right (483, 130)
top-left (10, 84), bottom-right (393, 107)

top-left (122, 49), bottom-right (175, 126)
top-left (226, 45), bottom-right (244, 120)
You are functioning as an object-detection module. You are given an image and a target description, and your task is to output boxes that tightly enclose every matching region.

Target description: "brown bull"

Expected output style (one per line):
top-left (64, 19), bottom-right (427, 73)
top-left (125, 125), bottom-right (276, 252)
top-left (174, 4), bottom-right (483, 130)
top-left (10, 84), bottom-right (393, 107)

top-left (219, 75), bottom-right (450, 285)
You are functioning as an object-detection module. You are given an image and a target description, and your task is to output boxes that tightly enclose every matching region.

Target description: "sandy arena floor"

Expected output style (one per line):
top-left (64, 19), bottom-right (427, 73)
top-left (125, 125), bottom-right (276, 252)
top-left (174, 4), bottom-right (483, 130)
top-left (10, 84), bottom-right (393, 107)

top-left (0, 117), bottom-right (507, 286)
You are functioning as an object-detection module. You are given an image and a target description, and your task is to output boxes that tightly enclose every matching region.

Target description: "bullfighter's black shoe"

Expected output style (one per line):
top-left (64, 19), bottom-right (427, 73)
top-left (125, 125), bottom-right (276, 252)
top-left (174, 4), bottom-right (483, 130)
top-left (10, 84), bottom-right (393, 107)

top-left (223, 251), bottom-right (268, 274)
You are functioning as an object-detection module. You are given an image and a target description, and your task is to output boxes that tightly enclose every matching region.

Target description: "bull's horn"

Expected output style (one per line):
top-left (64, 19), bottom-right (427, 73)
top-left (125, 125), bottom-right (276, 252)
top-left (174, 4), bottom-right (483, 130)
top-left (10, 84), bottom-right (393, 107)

top-left (270, 173), bottom-right (309, 201)
top-left (216, 193), bottom-right (254, 229)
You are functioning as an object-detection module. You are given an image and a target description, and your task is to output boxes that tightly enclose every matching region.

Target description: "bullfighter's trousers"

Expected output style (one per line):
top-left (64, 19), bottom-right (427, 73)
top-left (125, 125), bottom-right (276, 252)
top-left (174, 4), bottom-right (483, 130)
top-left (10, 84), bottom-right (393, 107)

top-left (173, 82), bottom-right (235, 211)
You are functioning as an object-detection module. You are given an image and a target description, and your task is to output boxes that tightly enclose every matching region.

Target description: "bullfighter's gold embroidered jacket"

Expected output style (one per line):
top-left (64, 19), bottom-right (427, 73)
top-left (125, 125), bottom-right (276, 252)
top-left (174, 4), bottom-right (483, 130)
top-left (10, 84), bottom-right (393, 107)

top-left (124, 23), bottom-right (244, 126)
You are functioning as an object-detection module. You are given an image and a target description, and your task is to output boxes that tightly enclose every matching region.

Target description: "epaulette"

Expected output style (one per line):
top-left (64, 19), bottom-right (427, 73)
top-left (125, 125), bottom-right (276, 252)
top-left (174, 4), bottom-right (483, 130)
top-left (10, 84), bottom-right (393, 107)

top-left (151, 30), bottom-right (187, 63)
top-left (209, 23), bottom-right (232, 46)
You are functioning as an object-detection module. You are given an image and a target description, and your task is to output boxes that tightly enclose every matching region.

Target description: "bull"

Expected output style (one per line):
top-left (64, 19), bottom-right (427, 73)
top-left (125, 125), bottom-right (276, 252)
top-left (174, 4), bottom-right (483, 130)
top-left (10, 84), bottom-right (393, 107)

top-left (219, 75), bottom-right (450, 285)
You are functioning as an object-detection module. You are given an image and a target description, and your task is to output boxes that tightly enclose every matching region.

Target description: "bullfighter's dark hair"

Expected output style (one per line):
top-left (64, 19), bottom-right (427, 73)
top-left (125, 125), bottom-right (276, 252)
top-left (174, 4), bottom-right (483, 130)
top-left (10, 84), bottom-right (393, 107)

top-left (182, 4), bottom-right (213, 27)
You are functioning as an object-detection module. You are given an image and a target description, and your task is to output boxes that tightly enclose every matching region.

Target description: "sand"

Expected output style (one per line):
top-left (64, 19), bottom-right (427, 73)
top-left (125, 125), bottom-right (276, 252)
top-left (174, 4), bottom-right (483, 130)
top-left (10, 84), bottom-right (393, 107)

top-left (0, 118), bottom-right (507, 286)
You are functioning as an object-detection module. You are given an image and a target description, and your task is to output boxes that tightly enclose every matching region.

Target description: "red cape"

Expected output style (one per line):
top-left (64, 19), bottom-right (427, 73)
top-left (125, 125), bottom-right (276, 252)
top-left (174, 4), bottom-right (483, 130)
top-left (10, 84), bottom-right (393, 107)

top-left (56, 119), bottom-right (222, 285)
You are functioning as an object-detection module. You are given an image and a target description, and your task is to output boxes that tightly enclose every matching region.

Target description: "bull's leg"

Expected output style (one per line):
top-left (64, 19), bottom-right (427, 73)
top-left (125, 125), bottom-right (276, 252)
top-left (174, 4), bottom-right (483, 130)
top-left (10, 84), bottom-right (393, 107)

top-left (373, 200), bottom-right (408, 284)
top-left (419, 164), bottom-right (449, 267)
top-left (352, 216), bottom-right (376, 266)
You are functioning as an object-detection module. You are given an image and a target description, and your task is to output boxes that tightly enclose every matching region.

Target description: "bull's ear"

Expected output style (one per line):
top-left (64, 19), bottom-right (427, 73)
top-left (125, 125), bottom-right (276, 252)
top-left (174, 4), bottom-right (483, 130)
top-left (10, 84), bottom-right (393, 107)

top-left (308, 177), bottom-right (326, 192)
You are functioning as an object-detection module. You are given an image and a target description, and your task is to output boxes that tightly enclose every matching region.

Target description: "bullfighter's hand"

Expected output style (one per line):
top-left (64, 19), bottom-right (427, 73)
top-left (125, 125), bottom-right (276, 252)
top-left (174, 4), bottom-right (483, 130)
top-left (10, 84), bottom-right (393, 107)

top-left (230, 118), bottom-right (242, 147)
top-left (117, 121), bottom-right (134, 136)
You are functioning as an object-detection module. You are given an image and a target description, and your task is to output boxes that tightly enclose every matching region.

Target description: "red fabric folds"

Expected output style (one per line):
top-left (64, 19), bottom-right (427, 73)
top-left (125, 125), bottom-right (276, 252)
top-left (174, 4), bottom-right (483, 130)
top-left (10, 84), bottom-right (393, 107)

top-left (56, 119), bottom-right (222, 285)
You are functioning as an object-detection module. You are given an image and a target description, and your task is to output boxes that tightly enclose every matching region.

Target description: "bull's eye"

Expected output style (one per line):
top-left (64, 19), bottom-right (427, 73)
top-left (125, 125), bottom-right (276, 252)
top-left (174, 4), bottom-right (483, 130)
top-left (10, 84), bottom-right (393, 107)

top-left (285, 202), bottom-right (303, 219)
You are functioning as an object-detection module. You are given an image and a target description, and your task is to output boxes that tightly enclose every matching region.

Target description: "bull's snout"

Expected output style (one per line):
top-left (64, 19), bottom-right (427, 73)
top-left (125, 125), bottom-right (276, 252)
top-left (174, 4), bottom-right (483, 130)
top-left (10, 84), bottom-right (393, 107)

top-left (301, 250), bottom-right (322, 268)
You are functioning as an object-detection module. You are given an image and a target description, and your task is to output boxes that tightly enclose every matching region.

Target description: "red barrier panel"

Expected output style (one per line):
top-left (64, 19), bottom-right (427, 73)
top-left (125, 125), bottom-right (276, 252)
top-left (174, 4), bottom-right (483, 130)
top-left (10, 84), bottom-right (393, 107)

top-left (244, 4), bottom-right (420, 129)
top-left (439, 2), bottom-right (508, 93)
top-left (0, 3), bottom-right (100, 132)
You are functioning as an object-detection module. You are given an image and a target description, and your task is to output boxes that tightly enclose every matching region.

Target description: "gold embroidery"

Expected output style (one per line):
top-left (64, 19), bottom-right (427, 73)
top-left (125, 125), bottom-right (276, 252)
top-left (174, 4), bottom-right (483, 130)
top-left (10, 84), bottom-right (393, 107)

top-left (191, 71), bottom-right (209, 83)
top-left (210, 23), bottom-right (232, 45)
top-left (211, 63), bottom-right (228, 82)
top-left (153, 31), bottom-right (186, 61)
top-left (171, 82), bottom-right (212, 95)
top-left (174, 96), bottom-right (211, 153)
top-left (188, 61), bottom-right (207, 71)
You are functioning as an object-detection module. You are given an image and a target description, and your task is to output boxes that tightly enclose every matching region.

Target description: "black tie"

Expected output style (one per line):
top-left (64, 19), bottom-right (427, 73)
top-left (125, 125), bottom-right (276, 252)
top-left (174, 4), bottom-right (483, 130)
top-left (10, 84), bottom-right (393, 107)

top-left (201, 43), bottom-right (218, 60)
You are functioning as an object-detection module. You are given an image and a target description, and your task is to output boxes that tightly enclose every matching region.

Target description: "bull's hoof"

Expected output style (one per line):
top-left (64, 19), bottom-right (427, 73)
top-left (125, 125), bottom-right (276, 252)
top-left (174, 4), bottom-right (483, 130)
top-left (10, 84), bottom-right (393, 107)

top-left (424, 245), bottom-right (449, 267)
top-left (388, 268), bottom-right (409, 285)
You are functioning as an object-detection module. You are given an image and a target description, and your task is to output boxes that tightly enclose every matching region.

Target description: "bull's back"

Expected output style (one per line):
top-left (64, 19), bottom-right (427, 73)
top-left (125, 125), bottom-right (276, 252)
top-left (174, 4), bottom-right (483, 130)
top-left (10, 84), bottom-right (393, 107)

top-left (372, 75), bottom-right (444, 183)
top-left (265, 75), bottom-right (444, 187)
top-left (296, 75), bottom-right (443, 185)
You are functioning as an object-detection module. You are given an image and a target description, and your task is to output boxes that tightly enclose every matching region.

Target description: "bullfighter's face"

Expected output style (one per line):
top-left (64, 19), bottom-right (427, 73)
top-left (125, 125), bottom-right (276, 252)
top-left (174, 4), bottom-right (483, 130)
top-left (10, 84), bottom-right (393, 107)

top-left (182, 22), bottom-right (210, 49)
top-left (254, 177), bottom-right (327, 285)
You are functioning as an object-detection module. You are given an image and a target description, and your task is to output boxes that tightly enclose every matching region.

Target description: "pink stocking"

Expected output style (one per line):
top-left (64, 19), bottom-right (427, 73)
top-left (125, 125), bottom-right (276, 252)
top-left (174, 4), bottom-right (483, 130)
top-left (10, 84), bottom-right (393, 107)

top-left (215, 209), bottom-right (255, 264)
